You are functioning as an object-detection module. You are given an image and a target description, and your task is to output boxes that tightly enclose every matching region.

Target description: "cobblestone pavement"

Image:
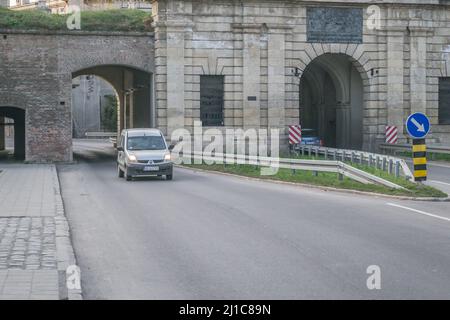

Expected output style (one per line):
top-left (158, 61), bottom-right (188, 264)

top-left (0, 217), bottom-right (56, 270)
top-left (0, 164), bottom-right (80, 300)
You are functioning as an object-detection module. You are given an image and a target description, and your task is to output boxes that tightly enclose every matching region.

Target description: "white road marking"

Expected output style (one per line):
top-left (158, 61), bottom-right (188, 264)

top-left (386, 203), bottom-right (450, 223)
top-left (428, 180), bottom-right (450, 187)
top-left (405, 160), bottom-right (450, 169)
top-left (428, 162), bottom-right (450, 169)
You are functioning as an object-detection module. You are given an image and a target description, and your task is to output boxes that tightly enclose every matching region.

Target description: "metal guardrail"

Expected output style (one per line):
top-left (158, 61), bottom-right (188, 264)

top-left (84, 132), bottom-right (117, 138)
top-left (109, 137), bottom-right (117, 148)
top-left (379, 143), bottom-right (450, 155)
top-left (179, 151), bottom-right (405, 190)
top-left (294, 145), bottom-right (414, 181)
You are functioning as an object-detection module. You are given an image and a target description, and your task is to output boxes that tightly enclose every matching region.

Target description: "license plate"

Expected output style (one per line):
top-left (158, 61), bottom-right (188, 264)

top-left (144, 166), bottom-right (159, 172)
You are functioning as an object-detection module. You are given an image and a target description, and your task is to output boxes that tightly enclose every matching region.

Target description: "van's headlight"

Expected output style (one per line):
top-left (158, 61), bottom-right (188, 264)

top-left (164, 153), bottom-right (171, 161)
top-left (128, 154), bottom-right (137, 163)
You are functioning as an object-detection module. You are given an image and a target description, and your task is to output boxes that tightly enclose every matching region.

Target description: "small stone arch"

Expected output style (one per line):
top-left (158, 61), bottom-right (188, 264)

top-left (68, 63), bottom-right (154, 149)
top-left (0, 105), bottom-right (26, 160)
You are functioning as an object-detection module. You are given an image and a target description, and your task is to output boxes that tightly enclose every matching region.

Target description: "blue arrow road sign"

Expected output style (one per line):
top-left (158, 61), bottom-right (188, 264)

top-left (406, 112), bottom-right (430, 139)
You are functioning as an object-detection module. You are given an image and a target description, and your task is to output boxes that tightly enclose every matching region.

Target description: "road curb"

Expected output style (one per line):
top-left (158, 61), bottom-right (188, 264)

top-left (178, 165), bottom-right (450, 202)
top-left (51, 165), bottom-right (83, 300)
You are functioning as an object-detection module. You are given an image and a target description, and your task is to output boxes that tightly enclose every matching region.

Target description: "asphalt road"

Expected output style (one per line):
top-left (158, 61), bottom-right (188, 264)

top-left (409, 160), bottom-right (450, 195)
top-left (57, 140), bottom-right (450, 299)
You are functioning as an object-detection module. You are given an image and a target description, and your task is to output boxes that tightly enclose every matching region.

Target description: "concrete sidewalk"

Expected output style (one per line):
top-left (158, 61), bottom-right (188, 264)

top-left (0, 164), bottom-right (81, 300)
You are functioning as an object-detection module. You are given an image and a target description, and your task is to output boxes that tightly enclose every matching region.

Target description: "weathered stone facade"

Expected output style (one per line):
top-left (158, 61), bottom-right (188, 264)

top-left (2, 0), bottom-right (450, 161)
top-left (152, 0), bottom-right (450, 151)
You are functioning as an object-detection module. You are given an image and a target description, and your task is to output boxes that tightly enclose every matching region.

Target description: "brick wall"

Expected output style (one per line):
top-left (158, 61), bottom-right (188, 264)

top-left (0, 30), bottom-right (154, 162)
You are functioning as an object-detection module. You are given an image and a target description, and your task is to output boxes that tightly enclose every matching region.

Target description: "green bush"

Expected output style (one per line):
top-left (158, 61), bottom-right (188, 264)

top-left (101, 95), bottom-right (118, 132)
top-left (0, 8), bottom-right (152, 32)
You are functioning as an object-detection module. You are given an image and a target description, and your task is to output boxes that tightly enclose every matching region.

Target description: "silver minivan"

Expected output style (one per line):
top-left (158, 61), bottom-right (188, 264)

top-left (117, 128), bottom-right (173, 181)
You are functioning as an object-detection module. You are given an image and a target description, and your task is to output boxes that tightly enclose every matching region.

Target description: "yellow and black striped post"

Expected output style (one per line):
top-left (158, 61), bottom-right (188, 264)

top-left (412, 138), bottom-right (427, 182)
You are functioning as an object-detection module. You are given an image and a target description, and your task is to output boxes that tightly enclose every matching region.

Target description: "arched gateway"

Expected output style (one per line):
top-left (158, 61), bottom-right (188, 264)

top-left (299, 53), bottom-right (366, 150)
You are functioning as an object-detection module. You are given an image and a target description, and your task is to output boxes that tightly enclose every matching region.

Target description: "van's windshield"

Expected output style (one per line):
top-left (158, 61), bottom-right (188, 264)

top-left (127, 135), bottom-right (166, 151)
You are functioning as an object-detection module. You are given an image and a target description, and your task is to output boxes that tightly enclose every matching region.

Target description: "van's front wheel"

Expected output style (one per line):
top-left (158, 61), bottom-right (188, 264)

top-left (117, 165), bottom-right (124, 178)
top-left (125, 167), bottom-right (132, 181)
top-left (166, 174), bottom-right (173, 181)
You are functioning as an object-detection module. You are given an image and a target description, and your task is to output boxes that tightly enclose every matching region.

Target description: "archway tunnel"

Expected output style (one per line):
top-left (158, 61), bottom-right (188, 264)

top-left (299, 54), bottom-right (364, 150)
top-left (71, 65), bottom-right (154, 141)
top-left (0, 107), bottom-right (25, 160)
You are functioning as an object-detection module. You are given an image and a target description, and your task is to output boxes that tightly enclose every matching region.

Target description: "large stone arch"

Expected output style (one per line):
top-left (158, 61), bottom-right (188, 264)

top-left (69, 63), bottom-right (155, 147)
top-left (294, 44), bottom-right (377, 150)
top-left (295, 44), bottom-right (373, 81)
top-left (58, 35), bottom-right (156, 143)
top-left (58, 33), bottom-right (155, 75)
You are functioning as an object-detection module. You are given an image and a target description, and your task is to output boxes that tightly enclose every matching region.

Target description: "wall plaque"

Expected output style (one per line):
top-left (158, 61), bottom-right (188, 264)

top-left (307, 7), bottom-right (363, 43)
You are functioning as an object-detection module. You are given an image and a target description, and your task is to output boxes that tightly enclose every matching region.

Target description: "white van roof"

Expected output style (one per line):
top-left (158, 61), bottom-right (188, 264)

top-left (123, 128), bottom-right (163, 137)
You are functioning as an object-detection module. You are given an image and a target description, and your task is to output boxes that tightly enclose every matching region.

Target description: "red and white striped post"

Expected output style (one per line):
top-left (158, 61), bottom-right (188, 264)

top-left (288, 125), bottom-right (302, 145)
top-left (385, 126), bottom-right (398, 144)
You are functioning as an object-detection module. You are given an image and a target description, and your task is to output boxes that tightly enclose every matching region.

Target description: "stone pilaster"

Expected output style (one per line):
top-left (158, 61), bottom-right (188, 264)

top-left (153, 21), bottom-right (190, 136)
top-left (0, 117), bottom-right (4, 151)
top-left (235, 24), bottom-right (262, 129)
top-left (267, 25), bottom-right (290, 130)
top-left (152, 0), bottom-right (193, 136)
top-left (408, 23), bottom-right (433, 115)
top-left (386, 27), bottom-right (406, 140)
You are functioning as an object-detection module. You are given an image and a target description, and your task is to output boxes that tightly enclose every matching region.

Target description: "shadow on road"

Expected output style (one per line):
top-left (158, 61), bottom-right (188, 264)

top-left (72, 139), bottom-right (117, 164)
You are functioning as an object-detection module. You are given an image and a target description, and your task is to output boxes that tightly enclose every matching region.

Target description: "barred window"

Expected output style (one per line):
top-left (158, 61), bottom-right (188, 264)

top-left (439, 77), bottom-right (450, 125)
top-left (200, 76), bottom-right (224, 126)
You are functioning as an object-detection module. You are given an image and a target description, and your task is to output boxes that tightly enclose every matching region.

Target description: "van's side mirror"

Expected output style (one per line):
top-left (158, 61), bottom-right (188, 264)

top-left (117, 146), bottom-right (123, 151)
top-left (168, 144), bottom-right (175, 151)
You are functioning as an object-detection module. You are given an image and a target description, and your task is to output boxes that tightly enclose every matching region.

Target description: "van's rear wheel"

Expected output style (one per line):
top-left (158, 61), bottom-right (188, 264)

top-left (117, 165), bottom-right (124, 178)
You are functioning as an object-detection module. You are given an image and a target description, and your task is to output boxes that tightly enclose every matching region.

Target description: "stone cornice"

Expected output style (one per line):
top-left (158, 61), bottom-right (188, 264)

top-left (0, 29), bottom-right (153, 37)
top-left (381, 26), bottom-right (407, 36)
top-left (151, 20), bottom-right (194, 32)
top-left (231, 23), bottom-right (262, 34)
top-left (266, 23), bottom-right (294, 34)
top-left (407, 21), bottom-right (434, 36)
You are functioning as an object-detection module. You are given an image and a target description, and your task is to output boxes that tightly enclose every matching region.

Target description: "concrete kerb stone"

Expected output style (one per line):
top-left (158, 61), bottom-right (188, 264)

top-left (50, 166), bottom-right (82, 300)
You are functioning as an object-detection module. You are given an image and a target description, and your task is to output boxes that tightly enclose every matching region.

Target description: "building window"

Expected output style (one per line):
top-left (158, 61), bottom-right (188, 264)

top-left (200, 75), bottom-right (224, 126)
top-left (439, 77), bottom-right (450, 125)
